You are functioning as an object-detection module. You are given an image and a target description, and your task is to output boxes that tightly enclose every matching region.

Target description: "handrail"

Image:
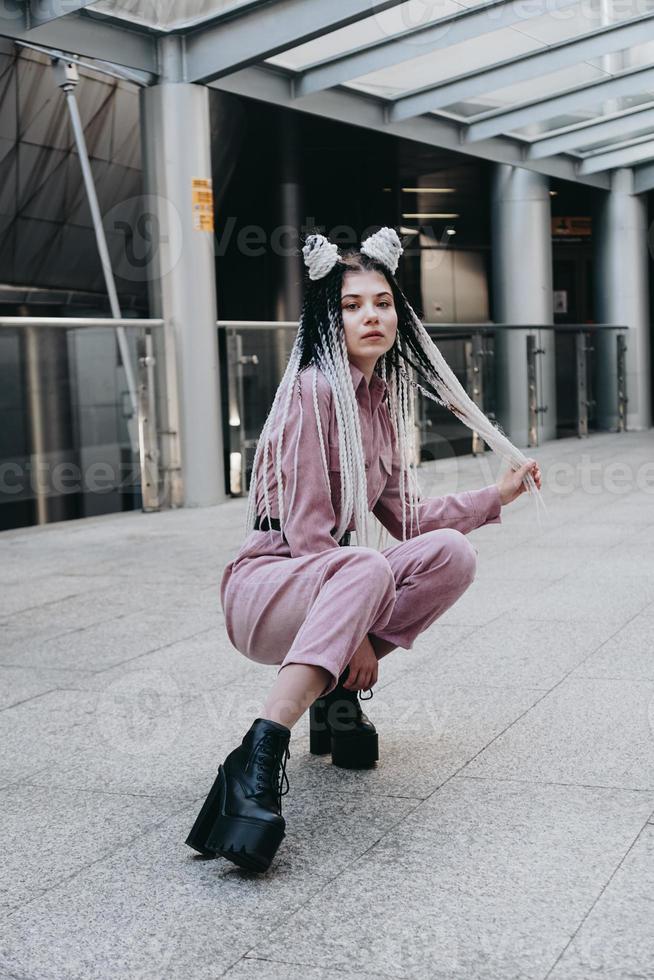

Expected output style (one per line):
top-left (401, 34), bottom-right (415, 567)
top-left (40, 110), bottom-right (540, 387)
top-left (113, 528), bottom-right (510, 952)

top-left (1, 317), bottom-right (626, 333)
top-left (0, 317), bottom-right (165, 329)
top-left (217, 320), bottom-right (628, 333)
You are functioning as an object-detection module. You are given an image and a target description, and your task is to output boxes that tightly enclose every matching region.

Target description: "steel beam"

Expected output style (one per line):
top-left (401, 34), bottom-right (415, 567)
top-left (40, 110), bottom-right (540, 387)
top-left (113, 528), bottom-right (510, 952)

top-left (209, 65), bottom-right (610, 188)
top-left (25, 0), bottom-right (97, 29)
top-left (184, 0), bottom-right (409, 84)
top-left (464, 64), bottom-right (654, 143)
top-left (388, 14), bottom-right (654, 122)
top-left (294, 0), bottom-right (580, 99)
top-left (527, 104), bottom-right (654, 159)
top-left (0, 8), bottom-right (157, 71)
top-left (578, 138), bottom-right (654, 174)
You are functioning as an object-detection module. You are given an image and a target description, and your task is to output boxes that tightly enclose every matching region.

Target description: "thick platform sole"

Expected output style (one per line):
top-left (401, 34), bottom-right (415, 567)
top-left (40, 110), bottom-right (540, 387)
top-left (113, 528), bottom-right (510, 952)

top-left (309, 700), bottom-right (379, 767)
top-left (185, 767), bottom-right (225, 857)
top-left (331, 731), bottom-right (379, 769)
top-left (185, 766), bottom-right (285, 872)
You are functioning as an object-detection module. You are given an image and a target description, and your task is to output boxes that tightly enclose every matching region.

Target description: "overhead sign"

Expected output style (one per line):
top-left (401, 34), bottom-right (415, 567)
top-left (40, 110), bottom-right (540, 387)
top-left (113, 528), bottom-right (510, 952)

top-left (551, 216), bottom-right (591, 237)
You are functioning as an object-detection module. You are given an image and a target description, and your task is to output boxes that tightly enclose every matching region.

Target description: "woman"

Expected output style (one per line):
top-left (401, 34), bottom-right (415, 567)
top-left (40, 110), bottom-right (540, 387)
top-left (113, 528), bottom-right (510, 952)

top-left (186, 227), bottom-right (542, 873)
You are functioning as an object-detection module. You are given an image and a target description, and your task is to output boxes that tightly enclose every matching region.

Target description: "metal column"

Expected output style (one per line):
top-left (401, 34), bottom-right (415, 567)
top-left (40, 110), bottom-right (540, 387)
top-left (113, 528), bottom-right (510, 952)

top-left (139, 37), bottom-right (224, 507)
top-left (594, 168), bottom-right (651, 431)
top-left (491, 165), bottom-right (557, 446)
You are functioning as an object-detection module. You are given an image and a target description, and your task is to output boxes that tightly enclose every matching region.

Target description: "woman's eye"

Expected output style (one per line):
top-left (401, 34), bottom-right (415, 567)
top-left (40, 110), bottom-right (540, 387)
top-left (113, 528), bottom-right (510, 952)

top-left (344, 303), bottom-right (358, 311)
top-left (379, 301), bottom-right (390, 308)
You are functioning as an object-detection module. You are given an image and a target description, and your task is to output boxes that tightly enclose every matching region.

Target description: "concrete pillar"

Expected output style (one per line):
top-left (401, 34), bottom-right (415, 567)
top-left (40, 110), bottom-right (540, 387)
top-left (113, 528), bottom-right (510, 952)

top-left (594, 168), bottom-right (651, 431)
top-left (490, 164), bottom-right (556, 445)
top-left (139, 36), bottom-right (224, 507)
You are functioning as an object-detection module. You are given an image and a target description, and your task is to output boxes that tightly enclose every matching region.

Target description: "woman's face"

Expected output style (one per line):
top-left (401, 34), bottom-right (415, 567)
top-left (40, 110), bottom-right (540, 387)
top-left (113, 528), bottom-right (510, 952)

top-left (340, 268), bottom-right (398, 374)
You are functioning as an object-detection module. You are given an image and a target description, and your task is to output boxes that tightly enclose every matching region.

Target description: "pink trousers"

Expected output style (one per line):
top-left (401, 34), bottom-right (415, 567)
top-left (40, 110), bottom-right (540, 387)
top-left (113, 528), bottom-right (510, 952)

top-left (220, 528), bottom-right (477, 696)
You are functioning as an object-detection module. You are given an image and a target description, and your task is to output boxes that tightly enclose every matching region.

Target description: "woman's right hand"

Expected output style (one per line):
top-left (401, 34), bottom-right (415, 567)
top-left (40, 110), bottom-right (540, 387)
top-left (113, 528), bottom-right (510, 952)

top-left (343, 635), bottom-right (378, 691)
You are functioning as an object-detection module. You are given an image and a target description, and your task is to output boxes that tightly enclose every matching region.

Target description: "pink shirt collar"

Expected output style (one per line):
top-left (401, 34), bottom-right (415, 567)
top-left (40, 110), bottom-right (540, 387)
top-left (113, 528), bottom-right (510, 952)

top-left (348, 360), bottom-right (389, 414)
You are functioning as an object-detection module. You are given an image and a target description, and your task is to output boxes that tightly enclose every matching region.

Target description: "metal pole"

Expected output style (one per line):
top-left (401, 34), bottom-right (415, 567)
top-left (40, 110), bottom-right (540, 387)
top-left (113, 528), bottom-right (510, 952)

top-left (24, 325), bottom-right (48, 526)
top-left (136, 333), bottom-right (160, 510)
top-left (575, 331), bottom-right (589, 437)
top-left (53, 58), bottom-right (139, 452)
top-left (465, 331), bottom-right (485, 455)
top-left (617, 333), bottom-right (628, 432)
top-left (525, 333), bottom-right (549, 447)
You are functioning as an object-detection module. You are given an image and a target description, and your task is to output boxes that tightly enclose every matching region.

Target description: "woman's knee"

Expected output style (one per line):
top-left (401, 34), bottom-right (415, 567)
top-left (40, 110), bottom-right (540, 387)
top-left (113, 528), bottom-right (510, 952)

top-left (344, 547), bottom-right (396, 597)
top-left (427, 528), bottom-right (477, 586)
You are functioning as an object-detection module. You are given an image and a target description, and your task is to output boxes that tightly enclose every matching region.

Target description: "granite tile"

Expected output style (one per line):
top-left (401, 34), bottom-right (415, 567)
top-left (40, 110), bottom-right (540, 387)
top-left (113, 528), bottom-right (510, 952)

top-left (547, 823), bottom-right (654, 979)
top-left (0, 784), bottom-right (184, 911)
top-left (244, 778), bottom-right (654, 980)
top-left (464, 677), bottom-right (654, 790)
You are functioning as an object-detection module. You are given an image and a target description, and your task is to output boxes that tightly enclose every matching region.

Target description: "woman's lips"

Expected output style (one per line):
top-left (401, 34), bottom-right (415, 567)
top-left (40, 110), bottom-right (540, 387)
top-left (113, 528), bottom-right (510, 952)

top-left (362, 332), bottom-right (384, 339)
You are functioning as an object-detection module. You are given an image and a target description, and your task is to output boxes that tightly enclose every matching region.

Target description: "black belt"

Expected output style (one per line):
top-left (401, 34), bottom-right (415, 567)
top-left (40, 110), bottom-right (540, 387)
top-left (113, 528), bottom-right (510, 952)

top-left (254, 514), bottom-right (351, 547)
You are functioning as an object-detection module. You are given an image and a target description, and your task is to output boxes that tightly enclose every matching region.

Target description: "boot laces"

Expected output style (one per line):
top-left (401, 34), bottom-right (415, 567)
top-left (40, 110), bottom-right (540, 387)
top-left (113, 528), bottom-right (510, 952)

top-left (254, 733), bottom-right (290, 808)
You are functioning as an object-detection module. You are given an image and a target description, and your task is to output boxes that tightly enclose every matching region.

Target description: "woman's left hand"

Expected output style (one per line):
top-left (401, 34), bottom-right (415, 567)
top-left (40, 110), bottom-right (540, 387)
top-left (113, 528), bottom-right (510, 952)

top-left (496, 458), bottom-right (542, 506)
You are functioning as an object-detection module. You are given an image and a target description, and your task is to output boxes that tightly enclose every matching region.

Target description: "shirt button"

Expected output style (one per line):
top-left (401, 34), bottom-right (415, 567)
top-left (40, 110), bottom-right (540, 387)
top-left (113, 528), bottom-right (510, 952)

top-left (364, 460), bottom-right (370, 470)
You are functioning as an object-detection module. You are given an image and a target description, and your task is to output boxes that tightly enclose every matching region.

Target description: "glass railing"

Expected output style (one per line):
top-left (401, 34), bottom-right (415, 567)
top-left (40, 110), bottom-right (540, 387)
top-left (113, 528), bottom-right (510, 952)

top-left (0, 317), bottom-right (628, 524)
top-left (218, 320), bottom-right (628, 496)
top-left (0, 317), bottom-right (166, 530)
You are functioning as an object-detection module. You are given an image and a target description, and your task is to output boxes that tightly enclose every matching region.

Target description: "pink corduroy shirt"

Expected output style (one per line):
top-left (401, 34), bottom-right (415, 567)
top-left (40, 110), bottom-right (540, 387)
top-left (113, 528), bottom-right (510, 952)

top-left (235, 360), bottom-right (502, 561)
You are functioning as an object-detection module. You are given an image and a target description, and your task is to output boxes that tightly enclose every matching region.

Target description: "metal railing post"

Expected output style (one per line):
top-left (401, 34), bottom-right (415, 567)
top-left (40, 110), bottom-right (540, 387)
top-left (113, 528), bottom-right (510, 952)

top-left (526, 334), bottom-right (538, 447)
top-left (617, 333), bottom-right (628, 432)
top-left (137, 332), bottom-right (160, 511)
top-left (465, 330), bottom-right (485, 455)
top-left (526, 332), bottom-right (548, 448)
top-left (575, 332), bottom-right (589, 438)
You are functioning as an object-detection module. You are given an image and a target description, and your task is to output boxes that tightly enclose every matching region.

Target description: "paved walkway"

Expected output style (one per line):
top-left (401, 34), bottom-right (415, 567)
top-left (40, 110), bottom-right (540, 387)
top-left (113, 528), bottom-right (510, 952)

top-left (1, 430), bottom-right (653, 980)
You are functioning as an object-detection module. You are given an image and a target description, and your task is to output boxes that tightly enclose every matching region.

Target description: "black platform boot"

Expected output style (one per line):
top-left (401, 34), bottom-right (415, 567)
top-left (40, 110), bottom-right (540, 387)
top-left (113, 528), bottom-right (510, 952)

top-left (309, 665), bottom-right (378, 769)
top-left (185, 717), bottom-right (291, 873)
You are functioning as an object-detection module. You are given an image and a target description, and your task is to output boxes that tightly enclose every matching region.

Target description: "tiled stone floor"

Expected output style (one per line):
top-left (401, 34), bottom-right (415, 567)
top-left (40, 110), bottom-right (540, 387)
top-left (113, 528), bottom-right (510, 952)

top-left (1, 430), bottom-right (653, 979)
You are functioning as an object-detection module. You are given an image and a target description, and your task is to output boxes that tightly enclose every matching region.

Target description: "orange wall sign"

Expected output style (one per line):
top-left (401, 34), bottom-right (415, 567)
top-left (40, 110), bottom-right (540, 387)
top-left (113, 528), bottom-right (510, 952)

top-left (192, 177), bottom-right (214, 232)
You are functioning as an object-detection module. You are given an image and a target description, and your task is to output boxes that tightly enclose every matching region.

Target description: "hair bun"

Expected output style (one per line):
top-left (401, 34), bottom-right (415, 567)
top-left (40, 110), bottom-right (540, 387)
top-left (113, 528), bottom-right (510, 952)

top-left (302, 234), bottom-right (340, 281)
top-left (360, 227), bottom-right (403, 275)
